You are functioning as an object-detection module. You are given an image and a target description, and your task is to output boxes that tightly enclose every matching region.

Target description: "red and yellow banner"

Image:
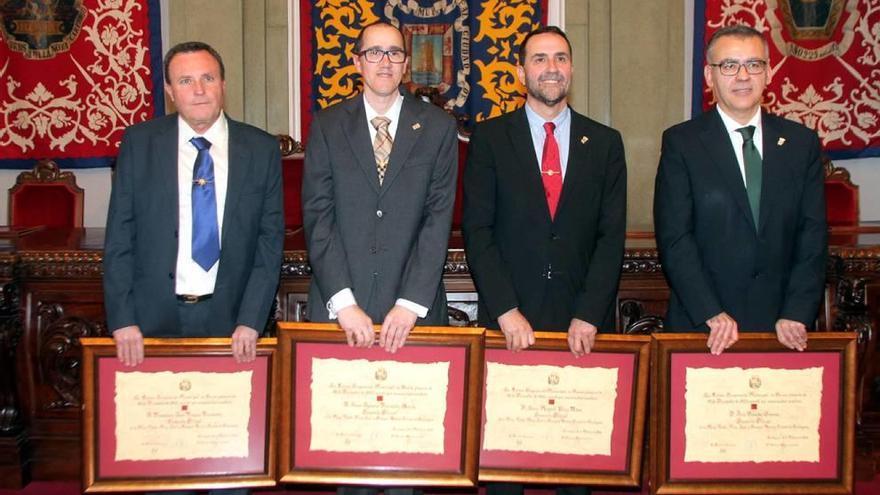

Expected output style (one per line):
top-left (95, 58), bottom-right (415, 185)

top-left (300, 0), bottom-right (547, 143)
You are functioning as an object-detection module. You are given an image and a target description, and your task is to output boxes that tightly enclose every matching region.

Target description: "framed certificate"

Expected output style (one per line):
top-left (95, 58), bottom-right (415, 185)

top-left (651, 333), bottom-right (856, 495)
top-left (277, 322), bottom-right (484, 487)
top-left (81, 338), bottom-right (277, 492)
top-left (479, 331), bottom-right (651, 487)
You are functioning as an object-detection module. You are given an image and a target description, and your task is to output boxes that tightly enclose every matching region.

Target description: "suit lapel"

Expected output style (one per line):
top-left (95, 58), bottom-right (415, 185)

top-left (556, 111), bottom-right (590, 221)
top-left (380, 96), bottom-right (422, 194)
top-left (507, 108), bottom-right (551, 219)
top-left (758, 112), bottom-right (785, 235)
top-left (699, 110), bottom-right (756, 231)
top-left (154, 117), bottom-right (179, 232)
top-left (342, 97), bottom-right (381, 195)
top-left (223, 119), bottom-right (251, 248)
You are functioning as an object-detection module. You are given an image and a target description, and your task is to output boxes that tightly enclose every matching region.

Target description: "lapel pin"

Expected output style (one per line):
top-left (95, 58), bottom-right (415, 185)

top-left (777, 137), bottom-right (786, 146)
top-left (580, 136), bottom-right (589, 144)
top-left (412, 123), bottom-right (421, 130)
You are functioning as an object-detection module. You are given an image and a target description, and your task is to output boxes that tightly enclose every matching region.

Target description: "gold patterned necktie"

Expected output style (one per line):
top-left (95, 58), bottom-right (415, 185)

top-left (371, 116), bottom-right (392, 185)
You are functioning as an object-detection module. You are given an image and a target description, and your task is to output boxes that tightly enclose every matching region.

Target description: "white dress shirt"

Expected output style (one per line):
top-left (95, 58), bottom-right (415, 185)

top-left (717, 106), bottom-right (763, 186)
top-left (175, 114), bottom-right (229, 296)
top-left (327, 94), bottom-right (428, 320)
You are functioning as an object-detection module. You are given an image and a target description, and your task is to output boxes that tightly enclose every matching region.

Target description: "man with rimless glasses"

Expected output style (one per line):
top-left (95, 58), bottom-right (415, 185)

top-left (654, 25), bottom-right (826, 354)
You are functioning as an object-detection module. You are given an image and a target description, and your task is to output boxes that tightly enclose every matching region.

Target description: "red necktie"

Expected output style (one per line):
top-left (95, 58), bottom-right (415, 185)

top-left (541, 122), bottom-right (562, 219)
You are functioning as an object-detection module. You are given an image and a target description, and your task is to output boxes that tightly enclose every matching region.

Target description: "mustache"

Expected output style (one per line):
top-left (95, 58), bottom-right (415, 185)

top-left (538, 72), bottom-right (565, 82)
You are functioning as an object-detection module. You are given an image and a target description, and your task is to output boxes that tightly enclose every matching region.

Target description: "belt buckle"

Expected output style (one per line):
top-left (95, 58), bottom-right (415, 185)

top-left (180, 294), bottom-right (200, 304)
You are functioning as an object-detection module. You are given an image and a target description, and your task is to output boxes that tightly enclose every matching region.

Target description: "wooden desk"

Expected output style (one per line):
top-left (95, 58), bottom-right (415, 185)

top-left (0, 226), bottom-right (878, 487)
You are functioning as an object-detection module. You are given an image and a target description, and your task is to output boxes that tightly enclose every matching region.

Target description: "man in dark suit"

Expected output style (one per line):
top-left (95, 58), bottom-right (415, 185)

top-left (463, 26), bottom-right (627, 356)
top-left (654, 24), bottom-right (827, 354)
top-left (104, 41), bottom-right (284, 374)
top-left (463, 27), bottom-right (626, 495)
top-left (302, 21), bottom-right (457, 354)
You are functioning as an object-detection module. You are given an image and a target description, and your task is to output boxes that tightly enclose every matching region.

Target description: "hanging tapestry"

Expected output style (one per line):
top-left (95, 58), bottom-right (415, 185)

top-left (693, 0), bottom-right (880, 158)
top-left (299, 0), bottom-right (547, 143)
top-left (0, 0), bottom-right (165, 168)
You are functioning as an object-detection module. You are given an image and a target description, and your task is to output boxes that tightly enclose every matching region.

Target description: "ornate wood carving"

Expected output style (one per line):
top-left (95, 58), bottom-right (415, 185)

top-left (619, 299), bottom-right (664, 335)
top-left (622, 249), bottom-right (662, 274)
top-left (15, 160), bottom-right (77, 184)
top-left (444, 250), bottom-right (469, 275)
top-left (37, 302), bottom-right (107, 410)
top-left (276, 135), bottom-right (304, 157)
top-left (0, 282), bottom-right (22, 433)
top-left (18, 252), bottom-right (103, 279)
top-left (281, 251), bottom-right (311, 276)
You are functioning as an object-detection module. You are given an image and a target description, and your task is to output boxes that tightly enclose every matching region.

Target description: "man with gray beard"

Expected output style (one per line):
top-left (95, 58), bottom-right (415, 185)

top-left (462, 26), bottom-right (627, 495)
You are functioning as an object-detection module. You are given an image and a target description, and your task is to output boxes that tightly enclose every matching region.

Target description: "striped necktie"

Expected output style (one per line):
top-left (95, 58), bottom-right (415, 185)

top-left (371, 116), bottom-right (392, 185)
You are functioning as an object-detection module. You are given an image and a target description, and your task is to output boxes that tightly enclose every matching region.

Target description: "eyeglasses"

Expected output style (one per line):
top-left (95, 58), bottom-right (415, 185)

top-left (358, 48), bottom-right (407, 64)
top-left (708, 59), bottom-right (768, 76)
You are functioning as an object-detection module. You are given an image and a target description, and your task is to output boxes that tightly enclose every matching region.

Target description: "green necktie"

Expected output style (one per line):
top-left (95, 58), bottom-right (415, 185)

top-left (736, 125), bottom-right (762, 226)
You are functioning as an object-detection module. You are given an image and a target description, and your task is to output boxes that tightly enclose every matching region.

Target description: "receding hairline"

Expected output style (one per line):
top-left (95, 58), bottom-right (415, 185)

top-left (706, 28), bottom-right (769, 62)
top-left (354, 21), bottom-right (405, 52)
top-left (518, 26), bottom-right (572, 65)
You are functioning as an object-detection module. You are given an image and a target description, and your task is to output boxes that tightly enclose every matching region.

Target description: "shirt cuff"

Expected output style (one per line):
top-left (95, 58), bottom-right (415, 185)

top-left (327, 288), bottom-right (357, 319)
top-left (395, 298), bottom-right (428, 318)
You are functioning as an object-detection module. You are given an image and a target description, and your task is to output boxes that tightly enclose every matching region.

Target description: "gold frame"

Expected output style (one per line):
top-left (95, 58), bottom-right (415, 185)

top-left (650, 332), bottom-right (856, 495)
top-left (277, 322), bottom-right (484, 486)
top-left (81, 338), bottom-right (278, 492)
top-left (478, 331), bottom-right (651, 487)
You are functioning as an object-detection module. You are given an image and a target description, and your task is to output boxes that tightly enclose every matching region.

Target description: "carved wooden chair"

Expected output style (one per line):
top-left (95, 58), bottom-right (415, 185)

top-left (824, 157), bottom-right (859, 226)
top-left (277, 135), bottom-right (305, 230)
top-left (8, 160), bottom-right (84, 228)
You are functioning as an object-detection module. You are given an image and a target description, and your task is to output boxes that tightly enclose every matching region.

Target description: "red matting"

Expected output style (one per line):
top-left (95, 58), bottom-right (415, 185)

top-left (293, 343), bottom-right (466, 472)
top-left (480, 350), bottom-right (636, 472)
top-left (669, 352), bottom-right (841, 480)
top-left (96, 355), bottom-right (270, 478)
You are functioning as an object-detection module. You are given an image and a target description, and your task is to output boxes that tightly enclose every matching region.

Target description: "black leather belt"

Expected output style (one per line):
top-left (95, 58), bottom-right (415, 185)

top-left (176, 294), bottom-right (213, 304)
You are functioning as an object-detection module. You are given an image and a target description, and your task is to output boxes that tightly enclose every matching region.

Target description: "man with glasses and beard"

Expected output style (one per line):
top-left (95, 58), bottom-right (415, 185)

top-left (654, 25), bottom-right (826, 354)
top-left (462, 26), bottom-right (627, 495)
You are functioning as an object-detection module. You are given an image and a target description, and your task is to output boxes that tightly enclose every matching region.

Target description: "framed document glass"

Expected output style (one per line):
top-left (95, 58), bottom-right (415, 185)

top-left (479, 331), bottom-right (650, 487)
top-left (651, 333), bottom-right (856, 494)
top-left (81, 338), bottom-right (277, 492)
top-left (277, 322), bottom-right (484, 486)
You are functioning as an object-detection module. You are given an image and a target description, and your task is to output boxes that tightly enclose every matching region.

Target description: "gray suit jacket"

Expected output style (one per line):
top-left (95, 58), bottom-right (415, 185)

top-left (302, 92), bottom-right (457, 324)
top-left (103, 113), bottom-right (285, 337)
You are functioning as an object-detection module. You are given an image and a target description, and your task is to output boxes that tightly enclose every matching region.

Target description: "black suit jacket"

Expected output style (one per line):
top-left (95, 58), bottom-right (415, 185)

top-left (103, 114), bottom-right (285, 337)
top-left (462, 106), bottom-right (627, 331)
top-left (653, 108), bottom-right (827, 332)
top-left (302, 92), bottom-right (458, 324)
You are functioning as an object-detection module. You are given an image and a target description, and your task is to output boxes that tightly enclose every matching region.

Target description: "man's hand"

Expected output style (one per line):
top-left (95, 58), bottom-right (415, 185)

top-left (231, 325), bottom-right (259, 363)
top-left (337, 305), bottom-right (375, 347)
top-left (497, 308), bottom-right (535, 352)
top-left (379, 305), bottom-right (418, 353)
top-left (113, 325), bottom-right (144, 367)
top-left (775, 318), bottom-right (808, 351)
top-left (706, 312), bottom-right (738, 355)
top-left (567, 318), bottom-right (597, 357)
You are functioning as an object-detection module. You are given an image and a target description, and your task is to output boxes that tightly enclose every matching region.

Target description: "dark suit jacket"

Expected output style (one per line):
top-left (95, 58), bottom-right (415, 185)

top-left (462, 106), bottom-right (627, 331)
top-left (103, 113), bottom-right (284, 337)
top-left (302, 92), bottom-right (458, 324)
top-left (653, 108), bottom-right (827, 332)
